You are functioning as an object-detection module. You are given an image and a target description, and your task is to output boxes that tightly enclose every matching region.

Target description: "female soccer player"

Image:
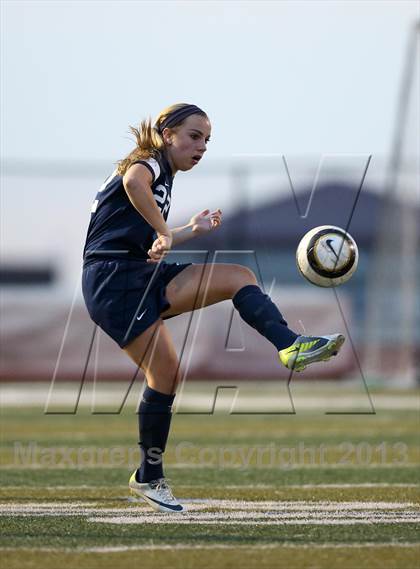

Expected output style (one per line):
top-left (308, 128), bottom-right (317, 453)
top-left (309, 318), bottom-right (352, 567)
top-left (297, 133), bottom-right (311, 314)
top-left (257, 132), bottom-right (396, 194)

top-left (82, 103), bottom-right (344, 513)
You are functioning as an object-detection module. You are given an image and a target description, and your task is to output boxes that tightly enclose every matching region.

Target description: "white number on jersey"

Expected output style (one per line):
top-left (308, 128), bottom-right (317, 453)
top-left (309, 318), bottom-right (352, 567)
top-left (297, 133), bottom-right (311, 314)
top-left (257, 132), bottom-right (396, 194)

top-left (154, 184), bottom-right (171, 216)
top-left (99, 170), bottom-right (118, 192)
top-left (90, 170), bottom-right (118, 214)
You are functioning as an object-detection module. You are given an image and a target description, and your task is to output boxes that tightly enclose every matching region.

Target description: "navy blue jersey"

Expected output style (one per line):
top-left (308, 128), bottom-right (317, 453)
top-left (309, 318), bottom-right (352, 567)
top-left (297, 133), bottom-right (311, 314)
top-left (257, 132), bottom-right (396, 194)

top-left (83, 152), bottom-right (173, 263)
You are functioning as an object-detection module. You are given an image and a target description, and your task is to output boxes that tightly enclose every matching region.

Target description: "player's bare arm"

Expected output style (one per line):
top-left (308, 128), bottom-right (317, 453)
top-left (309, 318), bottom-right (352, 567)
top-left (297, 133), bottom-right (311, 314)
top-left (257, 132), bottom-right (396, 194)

top-left (123, 163), bottom-right (171, 238)
top-left (171, 208), bottom-right (223, 246)
top-left (123, 163), bottom-right (173, 262)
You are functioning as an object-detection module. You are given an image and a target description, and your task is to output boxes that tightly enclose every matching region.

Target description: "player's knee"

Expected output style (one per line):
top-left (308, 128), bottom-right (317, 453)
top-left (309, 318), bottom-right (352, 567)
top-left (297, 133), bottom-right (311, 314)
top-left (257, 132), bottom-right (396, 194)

top-left (229, 265), bottom-right (257, 295)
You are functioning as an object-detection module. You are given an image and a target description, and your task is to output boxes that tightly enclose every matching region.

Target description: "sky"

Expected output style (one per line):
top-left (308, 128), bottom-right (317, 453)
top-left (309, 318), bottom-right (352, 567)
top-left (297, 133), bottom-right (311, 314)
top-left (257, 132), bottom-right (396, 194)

top-left (2, 0), bottom-right (419, 162)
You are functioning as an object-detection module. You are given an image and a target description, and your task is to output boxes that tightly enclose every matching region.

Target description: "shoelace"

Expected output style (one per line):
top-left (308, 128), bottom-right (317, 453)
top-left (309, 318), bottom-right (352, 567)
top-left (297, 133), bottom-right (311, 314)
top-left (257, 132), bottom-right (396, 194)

top-left (151, 478), bottom-right (176, 502)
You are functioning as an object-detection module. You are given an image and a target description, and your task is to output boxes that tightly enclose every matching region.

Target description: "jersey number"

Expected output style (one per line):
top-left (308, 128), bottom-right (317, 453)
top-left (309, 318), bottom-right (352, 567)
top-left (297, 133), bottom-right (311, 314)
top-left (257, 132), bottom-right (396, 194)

top-left (90, 170), bottom-right (118, 214)
top-left (154, 185), bottom-right (171, 217)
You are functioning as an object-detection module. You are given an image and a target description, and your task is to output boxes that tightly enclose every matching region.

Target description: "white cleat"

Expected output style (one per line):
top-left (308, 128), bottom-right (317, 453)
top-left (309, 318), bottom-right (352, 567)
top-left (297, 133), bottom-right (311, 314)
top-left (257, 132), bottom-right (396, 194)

top-left (129, 471), bottom-right (185, 513)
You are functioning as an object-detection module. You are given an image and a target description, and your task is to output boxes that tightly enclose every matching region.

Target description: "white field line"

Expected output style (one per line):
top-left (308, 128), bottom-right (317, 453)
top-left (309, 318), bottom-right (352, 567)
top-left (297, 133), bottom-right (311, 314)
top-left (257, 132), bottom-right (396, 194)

top-left (0, 543), bottom-right (419, 553)
top-left (90, 516), bottom-right (420, 526)
top-left (2, 500), bottom-right (420, 526)
top-left (1, 500), bottom-right (418, 513)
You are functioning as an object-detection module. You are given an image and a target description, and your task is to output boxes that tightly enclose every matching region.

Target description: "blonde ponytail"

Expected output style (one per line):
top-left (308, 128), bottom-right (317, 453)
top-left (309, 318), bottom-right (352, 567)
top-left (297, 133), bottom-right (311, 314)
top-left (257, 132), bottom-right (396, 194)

top-left (116, 118), bottom-right (164, 176)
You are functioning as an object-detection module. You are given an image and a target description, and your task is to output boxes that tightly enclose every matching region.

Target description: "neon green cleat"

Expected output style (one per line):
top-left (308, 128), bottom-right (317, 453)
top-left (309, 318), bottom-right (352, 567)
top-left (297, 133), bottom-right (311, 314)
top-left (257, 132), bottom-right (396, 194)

top-left (279, 334), bottom-right (345, 372)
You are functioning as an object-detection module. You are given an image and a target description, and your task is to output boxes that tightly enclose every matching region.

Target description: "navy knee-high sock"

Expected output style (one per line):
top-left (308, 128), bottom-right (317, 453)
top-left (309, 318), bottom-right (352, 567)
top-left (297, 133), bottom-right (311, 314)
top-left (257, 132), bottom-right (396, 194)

top-left (232, 285), bottom-right (298, 351)
top-left (137, 386), bottom-right (175, 483)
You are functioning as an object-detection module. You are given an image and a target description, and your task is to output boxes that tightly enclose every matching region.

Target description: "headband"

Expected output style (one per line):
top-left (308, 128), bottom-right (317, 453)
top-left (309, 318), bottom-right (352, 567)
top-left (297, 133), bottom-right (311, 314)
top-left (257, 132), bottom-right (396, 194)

top-left (155, 104), bottom-right (206, 134)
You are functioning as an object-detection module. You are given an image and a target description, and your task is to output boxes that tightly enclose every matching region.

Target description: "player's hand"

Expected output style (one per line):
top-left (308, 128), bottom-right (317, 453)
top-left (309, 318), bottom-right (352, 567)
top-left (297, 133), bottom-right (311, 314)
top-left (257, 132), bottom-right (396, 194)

top-left (190, 209), bottom-right (222, 234)
top-left (147, 233), bottom-right (173, 263)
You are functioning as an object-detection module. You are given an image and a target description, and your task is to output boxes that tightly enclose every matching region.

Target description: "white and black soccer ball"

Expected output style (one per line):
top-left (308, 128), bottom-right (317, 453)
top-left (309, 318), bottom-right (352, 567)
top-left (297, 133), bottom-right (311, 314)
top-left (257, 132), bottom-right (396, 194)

top-left (296, 225), bottom-right (359, 287)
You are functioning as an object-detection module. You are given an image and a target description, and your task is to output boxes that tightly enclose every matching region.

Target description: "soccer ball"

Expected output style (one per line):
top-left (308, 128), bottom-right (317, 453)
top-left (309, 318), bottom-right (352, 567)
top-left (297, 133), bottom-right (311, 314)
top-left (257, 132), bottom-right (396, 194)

top-left (296, 225), bottom-right (359, 287)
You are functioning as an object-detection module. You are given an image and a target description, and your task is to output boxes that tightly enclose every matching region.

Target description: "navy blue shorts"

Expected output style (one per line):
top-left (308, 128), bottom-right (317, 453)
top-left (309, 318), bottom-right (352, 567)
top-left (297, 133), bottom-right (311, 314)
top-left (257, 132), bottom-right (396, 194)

top-left (82, 259), bottom-right (192, 348)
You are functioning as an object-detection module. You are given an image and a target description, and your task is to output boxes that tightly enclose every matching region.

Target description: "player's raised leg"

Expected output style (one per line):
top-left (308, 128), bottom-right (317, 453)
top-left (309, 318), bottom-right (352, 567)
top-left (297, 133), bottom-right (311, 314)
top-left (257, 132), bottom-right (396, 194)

top-left (162, 262), bottom-right (345, 371)
top-left (162, 262), bottom-right (297, 347)
top-left (124, 321), bottom-right (184, 512)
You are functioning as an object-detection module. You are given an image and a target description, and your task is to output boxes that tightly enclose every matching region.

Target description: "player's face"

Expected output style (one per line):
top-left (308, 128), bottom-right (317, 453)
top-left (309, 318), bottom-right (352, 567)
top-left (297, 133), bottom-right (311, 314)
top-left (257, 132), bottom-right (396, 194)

top-left (164, 114), bottom-right (211, 173)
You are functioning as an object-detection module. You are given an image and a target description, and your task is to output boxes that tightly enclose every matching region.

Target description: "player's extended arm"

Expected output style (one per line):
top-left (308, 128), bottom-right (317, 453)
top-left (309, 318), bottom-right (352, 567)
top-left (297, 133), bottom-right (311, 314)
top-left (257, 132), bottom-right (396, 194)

top-left (171, 209), bottom-right (222, 246)
top-left (170, 223), bottom-right (195, 246)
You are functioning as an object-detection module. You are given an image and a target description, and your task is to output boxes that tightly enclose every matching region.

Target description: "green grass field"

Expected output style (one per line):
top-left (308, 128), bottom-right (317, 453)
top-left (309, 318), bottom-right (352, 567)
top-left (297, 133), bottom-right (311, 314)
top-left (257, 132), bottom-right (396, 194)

top-left (1, 382), bottom-right (419, 569)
